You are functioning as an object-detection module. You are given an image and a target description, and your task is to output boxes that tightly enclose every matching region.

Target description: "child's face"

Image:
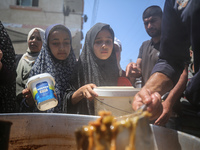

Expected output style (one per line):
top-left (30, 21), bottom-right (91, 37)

top-left (48, 29), bottom-right (71, 60)
top-left (93, 29), bottom-right (113, 60)
top-left (28, 30), bottom-right (43, 53)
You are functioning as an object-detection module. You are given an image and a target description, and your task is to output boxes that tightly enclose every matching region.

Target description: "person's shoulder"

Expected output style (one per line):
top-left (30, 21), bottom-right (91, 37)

top-left (142, 40), bottom-right (151, 45)
top-left (140, 40), bottom-right (151, 50)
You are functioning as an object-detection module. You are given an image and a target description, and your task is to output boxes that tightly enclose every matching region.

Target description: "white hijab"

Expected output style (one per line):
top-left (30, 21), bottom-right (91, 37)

top-left (114, 37), bottom-right (123, 76)
top-left (23, 27), bottom-right (45, 64)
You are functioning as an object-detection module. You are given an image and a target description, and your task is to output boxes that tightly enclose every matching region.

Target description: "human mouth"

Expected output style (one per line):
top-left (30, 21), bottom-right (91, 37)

top-left (58, 53), bottom-right (66, 55)
top-left (148, 28), bottom-right (156, 33)
top-left (30, 45), bottom-right (37, 48)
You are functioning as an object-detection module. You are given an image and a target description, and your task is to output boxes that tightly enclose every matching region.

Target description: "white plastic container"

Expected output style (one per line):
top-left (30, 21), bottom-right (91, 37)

top-left (26, 73), bottom-right (58, 111)
top-left (93, 86), bottom-right (141, 117)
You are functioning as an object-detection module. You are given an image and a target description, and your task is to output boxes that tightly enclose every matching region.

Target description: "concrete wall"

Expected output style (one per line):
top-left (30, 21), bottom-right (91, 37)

top-left (0, 0), bottom-right (84, 58)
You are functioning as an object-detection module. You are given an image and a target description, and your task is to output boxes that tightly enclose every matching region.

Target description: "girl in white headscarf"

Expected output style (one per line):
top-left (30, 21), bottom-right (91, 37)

top-left (114, 37), bottom-right (132, 86)
top-left (16, 27), bottom-right (45, 105)
top-left (114, 37), bottom-right (124, 77)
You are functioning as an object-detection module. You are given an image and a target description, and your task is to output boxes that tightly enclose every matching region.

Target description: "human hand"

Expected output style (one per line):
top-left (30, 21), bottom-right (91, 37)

top-left (154, 101), bottom-right (172, 126)
top-left (79, 83), bottom-right (98, 101)
top-left (0, 50), bottom-right (3, 70)
top-left (22, 88), bottom-right (35, 107)
top-left (132, 88), bottom-right (162, 120)
top-left (126, 62), bottom-right (141, 78)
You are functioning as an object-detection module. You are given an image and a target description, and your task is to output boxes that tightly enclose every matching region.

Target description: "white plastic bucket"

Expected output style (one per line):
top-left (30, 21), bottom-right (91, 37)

top-left (93, 86), bottom-right (141, 116)
top-left (26, 73), bottom-right (58, 111)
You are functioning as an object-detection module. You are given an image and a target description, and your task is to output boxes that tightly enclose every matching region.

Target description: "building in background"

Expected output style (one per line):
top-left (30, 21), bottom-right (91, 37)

top-left (0, 0), bottom-right (87, 58)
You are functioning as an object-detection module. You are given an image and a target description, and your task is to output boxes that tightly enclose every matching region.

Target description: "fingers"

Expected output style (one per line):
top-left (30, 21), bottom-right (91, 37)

top-left (154, 109), bottom-right (170, 126)
top-left (22, 88), bottom-right (31, 96)
top-left (132, 88), bottom-right (162, 120)
top-left (148, 92), bottom-right (162, 120)
top-left (154, 114), bottom-right (169, 126)
top-left (82, 84), bottom-right (98, 100)
top-left (22, 88), bottom-right (35, 106)
top-left (126, 62), bottom-right (141, 78)
top-left (147, 92), bottom-right (160, 111)
top-left (126, 63), bottom-right (132, 77)
top-left (138, 88), bottom-right (152, 105)
top-left (132, 93), bottom-right (143, 110)
top-left (154, 101), bottom-right (172, 126)
top-left (126, 62), bottom-right (136, 76)
top-left (83, 90), bottom-right (93, 101)
top-left (132, 88), bottom-right (151, 110)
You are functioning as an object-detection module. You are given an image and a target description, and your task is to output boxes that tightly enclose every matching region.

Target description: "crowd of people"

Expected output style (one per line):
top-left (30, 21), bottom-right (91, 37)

top-left (0, 0), bottom-right (200, 137)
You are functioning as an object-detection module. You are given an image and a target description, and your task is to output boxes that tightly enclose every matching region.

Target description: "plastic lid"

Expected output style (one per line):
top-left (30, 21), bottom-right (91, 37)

top-left (93, 86), bottom-right (141, 97)
top-left (26, 73), bottom-right (55, 89)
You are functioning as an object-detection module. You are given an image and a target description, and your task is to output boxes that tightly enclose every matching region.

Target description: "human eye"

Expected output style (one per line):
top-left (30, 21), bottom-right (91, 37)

top-left (29, 36), bottom-right (34, 40)
top-left (106, 40), bottom-right (112, 45)
top-left (95, 40), bottom-right (102, 44)
top-left (52, 42), bottom-right (59, 46)
top-left (144, 21), bottom-right (148, 26)
top-left (64, 41), bottom-right (70, 45)
top-left (36, 37), bottom-right (42, 41)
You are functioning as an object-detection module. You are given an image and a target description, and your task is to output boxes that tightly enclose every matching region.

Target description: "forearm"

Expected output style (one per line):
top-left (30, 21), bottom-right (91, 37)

top-left (144, 72), bottom-right (174, 96)
top-left (164, 66), bottom-right (188, 107)
top-left (71, 89), bottom-right (84, 105)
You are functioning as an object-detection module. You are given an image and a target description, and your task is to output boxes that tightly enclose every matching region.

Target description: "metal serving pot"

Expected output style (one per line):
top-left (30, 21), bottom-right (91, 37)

top-left (0, 113), bottom-right (199, 150)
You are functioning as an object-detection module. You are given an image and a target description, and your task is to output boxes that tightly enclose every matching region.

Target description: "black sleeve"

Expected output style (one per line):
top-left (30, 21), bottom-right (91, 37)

top-left (185, 69), bottom-right (200, 109)
top-left (62, 83), bottom-right (77, 114)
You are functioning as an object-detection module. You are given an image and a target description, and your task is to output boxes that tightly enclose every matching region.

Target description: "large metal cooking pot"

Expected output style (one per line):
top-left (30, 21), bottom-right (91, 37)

top-left (0, 113), bottom-right (199, 150)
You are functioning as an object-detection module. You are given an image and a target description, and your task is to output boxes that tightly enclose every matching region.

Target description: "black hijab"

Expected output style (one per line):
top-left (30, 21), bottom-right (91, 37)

top-left (0, 21), bottom-right (17, 112)
top-left (72, 22), bottom-right (119, 88)
top-left (68, 23), bottom-right (119, 115)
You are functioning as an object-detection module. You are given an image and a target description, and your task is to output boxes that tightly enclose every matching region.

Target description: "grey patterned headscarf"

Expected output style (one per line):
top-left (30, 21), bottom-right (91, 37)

top-left (30, 24), bottom-right (76, 112)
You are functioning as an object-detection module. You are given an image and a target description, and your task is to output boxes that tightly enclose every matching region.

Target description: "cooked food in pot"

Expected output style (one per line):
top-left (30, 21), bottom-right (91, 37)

top-left (75, 111), bottom-right (153, 150)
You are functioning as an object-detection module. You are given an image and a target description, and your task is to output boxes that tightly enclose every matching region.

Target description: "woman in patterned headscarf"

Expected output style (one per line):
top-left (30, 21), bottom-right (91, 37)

top-left (0, 21), bottom-right (17, 112)
top-left (64, 23), bottom-right (119, 115)
top-left (16, 27), bottom-right (45, 106)
top-left (21, 24), bottom-right (76, 113)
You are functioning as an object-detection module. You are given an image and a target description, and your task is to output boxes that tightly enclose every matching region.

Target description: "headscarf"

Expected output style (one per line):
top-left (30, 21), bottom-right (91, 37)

top-left (0, 21), bottom-right (17, 112)
top-left (69, 23), bottom-right (119, 115)
top-left (114, 37), bottom-right (123, 76)
top-left (16, 28), bottom-right (44, 98)
top-left (30, 24), bottom-right (76, 113)
top-left (23, 28), bottom-right (45, 64)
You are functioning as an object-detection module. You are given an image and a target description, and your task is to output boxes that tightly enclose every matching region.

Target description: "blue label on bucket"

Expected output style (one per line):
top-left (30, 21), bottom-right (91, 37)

top-left (35, 81), bottom-right (55, 104)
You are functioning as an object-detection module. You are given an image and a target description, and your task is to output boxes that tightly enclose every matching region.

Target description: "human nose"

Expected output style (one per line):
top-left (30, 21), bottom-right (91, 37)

top-left (59, 43), bottom-right (65, 51)
top-left (102, 42), bottom-right (106, 48)
top-left (30, 38), bottom-right (37, 42)
top-left (147, 22), bottom-right (152, 29)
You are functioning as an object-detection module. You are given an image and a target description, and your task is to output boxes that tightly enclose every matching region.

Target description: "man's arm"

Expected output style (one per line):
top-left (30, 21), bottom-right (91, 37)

top-left (132, 72), bottom-right (174, 120)
top-left (155, 66), bottom-right (188, 125)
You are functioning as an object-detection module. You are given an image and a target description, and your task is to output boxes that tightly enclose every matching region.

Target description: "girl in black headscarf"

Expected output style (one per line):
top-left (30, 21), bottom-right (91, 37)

top-left (64, 23), bottom-right (119, 115)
